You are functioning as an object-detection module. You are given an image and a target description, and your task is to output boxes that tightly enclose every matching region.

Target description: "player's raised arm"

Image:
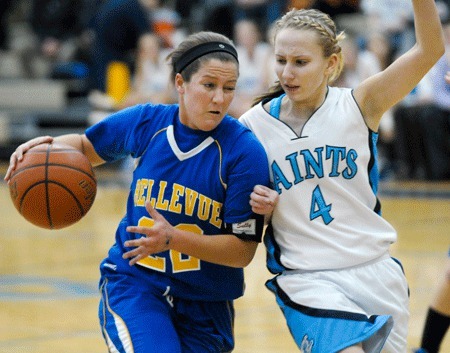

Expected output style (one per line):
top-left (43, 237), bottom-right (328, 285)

top-left (354, 0), bottom-right (445, 131)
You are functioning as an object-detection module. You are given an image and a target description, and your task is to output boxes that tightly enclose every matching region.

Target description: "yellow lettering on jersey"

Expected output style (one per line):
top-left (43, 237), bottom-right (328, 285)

top-left (170, 223), bottom-right (201, 273)
top-left (134, 180), bottom-right (222, 230)
top-left (155, 181), bottom-right (169, 210)
top-left (145, 179), bottom-right (156, 208)
top-left (134, 179), bottom-right (148, 207)
top-left (197, 195), bottom-right (211, 221)
top-left (168, 183), bottom-right (184, 214)
top-left (210, 200), bottom-right (222, 228)
top-left (136, 217), bottom-right (166, 272)
top-left (184, 188), bottom-right (198, 216)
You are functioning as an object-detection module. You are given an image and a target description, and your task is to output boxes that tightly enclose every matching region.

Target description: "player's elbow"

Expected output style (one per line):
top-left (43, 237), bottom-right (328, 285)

top-left (232, 241), bottom-right (258, 268)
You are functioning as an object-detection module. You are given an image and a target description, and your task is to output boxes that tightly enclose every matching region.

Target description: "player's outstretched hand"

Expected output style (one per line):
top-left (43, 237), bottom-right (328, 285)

top-left (250, 184), bottom-right (278, 216)
top-left (124, 201), bottom-right (175, 266)
top-left (445, 71), bottom-right (450, 85)
top-left (4, 135), bottom-right (54, 182)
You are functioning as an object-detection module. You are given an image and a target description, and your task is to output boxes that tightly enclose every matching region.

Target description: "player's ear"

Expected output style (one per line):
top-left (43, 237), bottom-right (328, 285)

top-left (325, 53), bottom-right (338, 77)
top-left (174, 73), bottom-right (185, 94)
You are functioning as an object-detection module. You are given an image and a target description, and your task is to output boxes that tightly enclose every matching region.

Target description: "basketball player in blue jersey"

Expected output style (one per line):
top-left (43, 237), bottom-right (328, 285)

top-left (5, 31), bottom-right (270, 352)
top-left (239, 1), bottom-right (445, 352)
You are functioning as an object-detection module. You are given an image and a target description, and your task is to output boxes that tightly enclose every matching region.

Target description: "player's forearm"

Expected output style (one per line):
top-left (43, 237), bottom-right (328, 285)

top-left (54, 134), bottom-right (105, 166)
top-left (170, 229), bottom-right (258, 268)
top-left (412, 0), bottom-right (445, 63)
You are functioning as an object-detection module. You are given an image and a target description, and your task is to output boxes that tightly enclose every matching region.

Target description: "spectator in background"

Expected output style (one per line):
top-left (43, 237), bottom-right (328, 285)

top-left (392, 71), bottom-right (434, 180)
top-left (228, 18), bottom-right (272, 118)
top-left (365, 31), bottom-right (392, 73)
top-left (332, 34), bottom-right (379, 88)
top-left (203, 1), bottom-right (235, 39)
top-left (287, 0), bottom-right (314, 10)
top-left (311, 0), bottom-right (360, 19)
top-left (19, 0), bottom-right (97, 79)
top-left (116, 32), bottom-right (176, 110)
top-left (360, 0), bottom-right (414, 58)
top-left (393, 20), bottom-right (450, 181)
top-left (260, 22), bottom-right (278, 92)
top-left (234, 0), bottom-right (288, 35)
top-left (0, 0), bottom-right (13, 50)
top-left (174, 0), bottom-right (200, 31)
top-left (150, 0), bottom-right (182, 48)
top-left (418, 21), bottom-right (450, 180)
top-left (88, 0), bottom-right (157, 97)
top-left (365, 31), bottom-right (396, 179)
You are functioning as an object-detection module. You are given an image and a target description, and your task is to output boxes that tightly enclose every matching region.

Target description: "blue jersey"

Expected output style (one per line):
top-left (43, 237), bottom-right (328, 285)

top-left (86, 103), bottom-right (269, 301)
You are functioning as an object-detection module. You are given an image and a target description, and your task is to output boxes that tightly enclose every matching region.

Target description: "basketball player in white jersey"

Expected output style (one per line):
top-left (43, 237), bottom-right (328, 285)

top-left (239, 1), bottom-right (445, 352)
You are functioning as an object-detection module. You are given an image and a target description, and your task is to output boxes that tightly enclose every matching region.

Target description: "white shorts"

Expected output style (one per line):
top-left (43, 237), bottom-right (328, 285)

top-left (266, 253), bottom-right (409, 353)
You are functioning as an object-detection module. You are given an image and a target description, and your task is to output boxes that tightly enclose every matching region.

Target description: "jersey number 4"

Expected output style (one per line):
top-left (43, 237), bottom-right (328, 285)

top-left (310, 185), bottom-right (334, 225)
top-left (136, 217), bottom-right (201, 273)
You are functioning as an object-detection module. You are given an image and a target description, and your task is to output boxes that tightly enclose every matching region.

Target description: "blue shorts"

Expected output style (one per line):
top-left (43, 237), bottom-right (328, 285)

top-left (98, 266), bottom-right (234, 353)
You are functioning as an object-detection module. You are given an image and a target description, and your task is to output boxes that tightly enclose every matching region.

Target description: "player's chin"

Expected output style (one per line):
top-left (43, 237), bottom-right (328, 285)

top-left (200, 116), bottom-right (223, 131)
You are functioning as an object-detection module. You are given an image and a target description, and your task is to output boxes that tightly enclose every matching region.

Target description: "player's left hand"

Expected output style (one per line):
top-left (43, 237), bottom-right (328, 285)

top-left (250, 184), bottom-right (278, 215)
top-left (123, 201), bottom-right (174, 266)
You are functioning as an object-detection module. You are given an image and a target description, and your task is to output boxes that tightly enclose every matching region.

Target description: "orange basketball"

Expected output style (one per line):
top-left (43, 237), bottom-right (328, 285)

top-left (8, 142), bottom-right (97, 229)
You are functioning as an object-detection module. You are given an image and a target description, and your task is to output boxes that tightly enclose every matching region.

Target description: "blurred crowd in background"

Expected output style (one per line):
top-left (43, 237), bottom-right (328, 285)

top-left (0, 0), bottom-right (449, 181)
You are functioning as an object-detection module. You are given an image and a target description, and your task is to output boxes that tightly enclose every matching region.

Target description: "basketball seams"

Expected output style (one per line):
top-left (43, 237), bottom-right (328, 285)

top-left (46, 181), bottom-right (87, 216)
top-left (24, 148), bottom-right (84, 154)
top-left (11, 164), bottom-right (97, 183)
top-left (19, 181), bottom-right (88, 228)
top-left (45, 144), bottom-right (51, 228)
top-left (47, 164), bottom-right (97, 183)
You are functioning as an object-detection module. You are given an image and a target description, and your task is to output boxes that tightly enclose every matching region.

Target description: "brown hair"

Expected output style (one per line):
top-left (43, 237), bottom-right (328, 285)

top-left (167, 31), bottom-right (238, 82)
top-left (253, 8), bottom-right (345, 106)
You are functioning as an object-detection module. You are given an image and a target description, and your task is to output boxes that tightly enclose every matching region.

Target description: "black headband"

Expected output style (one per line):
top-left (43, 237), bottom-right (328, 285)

top-left (174, 41), bottom-right (239, 74)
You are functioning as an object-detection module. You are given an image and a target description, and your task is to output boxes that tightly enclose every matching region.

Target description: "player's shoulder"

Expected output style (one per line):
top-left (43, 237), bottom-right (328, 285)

top-left (216, 115), bottom-right (266, 154)
top-left (327, 86), bottom-right (358, 105)
top-left (138, 102), bottom-right (178, 120)
top-left (218, 114), bottom-right (252, 135)
top-left (106, 103), bottom-right (177, 123)
top-left (219, 114), bottom-right (262, 141)
top-left (327, 86), bottom-right (364, 119)
top-left (327, 86), bottom-right (353, 100)
top-left (119, 103), bottom-right (178, 134)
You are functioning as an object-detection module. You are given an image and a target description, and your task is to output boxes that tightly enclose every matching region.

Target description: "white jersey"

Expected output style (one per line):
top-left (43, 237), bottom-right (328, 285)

top-left (240, 86), bottom-right (397, 271)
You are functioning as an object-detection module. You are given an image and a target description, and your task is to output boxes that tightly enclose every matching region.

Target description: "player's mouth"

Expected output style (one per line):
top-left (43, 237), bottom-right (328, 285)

top-left (283, 83), bottom-right (300, 92)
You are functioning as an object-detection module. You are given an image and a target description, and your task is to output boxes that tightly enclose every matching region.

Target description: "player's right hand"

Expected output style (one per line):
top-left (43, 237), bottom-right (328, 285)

top-left (124, 201), bottom-right (175, 266)
top-left (250, 184), bottom-right (279, 216)
top-left (4, 136), bottom-right (54, 182)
